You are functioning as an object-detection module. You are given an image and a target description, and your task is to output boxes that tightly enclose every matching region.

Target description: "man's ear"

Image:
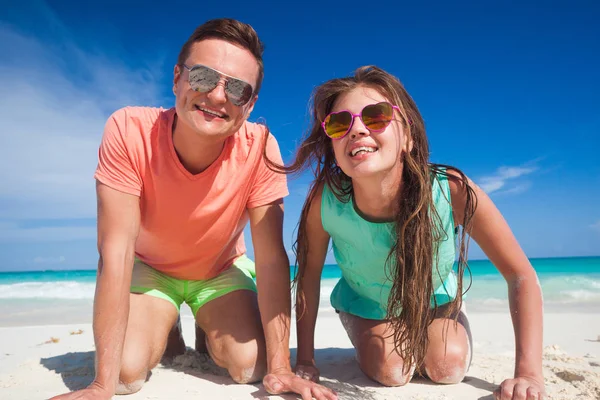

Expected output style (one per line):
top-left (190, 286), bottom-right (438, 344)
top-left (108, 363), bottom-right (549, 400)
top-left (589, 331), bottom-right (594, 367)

top-left (245, 94), bottom-right (258, 119)
top-left (173, 64), bottom-right (182, 93)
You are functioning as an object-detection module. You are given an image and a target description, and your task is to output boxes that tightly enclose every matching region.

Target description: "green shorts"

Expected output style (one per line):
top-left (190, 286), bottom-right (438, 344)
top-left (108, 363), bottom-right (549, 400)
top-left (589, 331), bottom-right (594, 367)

top-left (130, 255), bottom-right (257, 317)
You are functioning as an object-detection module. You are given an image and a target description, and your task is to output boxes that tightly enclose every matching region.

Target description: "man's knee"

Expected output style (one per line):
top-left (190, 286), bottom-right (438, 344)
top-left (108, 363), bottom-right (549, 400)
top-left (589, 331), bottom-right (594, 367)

top-left (116, 378), bottom-right (146, 395)
top-left (117, 359), bottom-right (149, 394)
top-left (221, 343), bottom-right (266, 384)
top-left (424, 345), bottom-right (468, 384)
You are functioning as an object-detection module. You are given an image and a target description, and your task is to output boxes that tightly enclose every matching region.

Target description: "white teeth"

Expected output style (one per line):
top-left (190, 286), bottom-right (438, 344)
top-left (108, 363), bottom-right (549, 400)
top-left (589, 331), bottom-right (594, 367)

top-left (196, 106), bottom-right (225, 118)
top-left (350, 146), bottom-right (377, 157)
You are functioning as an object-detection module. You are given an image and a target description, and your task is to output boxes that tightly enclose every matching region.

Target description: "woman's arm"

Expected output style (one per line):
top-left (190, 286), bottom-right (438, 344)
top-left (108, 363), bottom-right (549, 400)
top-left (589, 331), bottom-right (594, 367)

top-left (448, 171), bottom-right (545, 400)
top-left (296, 184), bottom-right (331, 380)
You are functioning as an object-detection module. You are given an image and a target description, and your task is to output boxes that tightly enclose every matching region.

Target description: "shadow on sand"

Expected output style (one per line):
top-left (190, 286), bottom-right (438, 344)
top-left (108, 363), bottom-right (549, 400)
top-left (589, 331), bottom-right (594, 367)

top-left (161, 347), bottom-right (381, 399)
top-left (463, 375), bottom-right (498, 392)
top-left (40, 351), bottom-right (96, 392)
top-left (40, 347), bottom-right (498, 400)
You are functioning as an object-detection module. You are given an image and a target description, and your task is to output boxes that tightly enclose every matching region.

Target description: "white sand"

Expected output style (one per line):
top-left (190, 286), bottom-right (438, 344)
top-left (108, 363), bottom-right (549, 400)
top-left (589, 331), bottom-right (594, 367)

top-left (0, 309), bottom-right (599, 399)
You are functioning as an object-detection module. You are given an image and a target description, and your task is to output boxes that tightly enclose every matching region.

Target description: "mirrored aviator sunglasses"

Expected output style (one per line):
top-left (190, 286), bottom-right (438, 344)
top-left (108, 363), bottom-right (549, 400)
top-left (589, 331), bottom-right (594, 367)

top-left (183, 64), bottom-right (254, 106)
top-left (322, 101), bottom-right (400, 139)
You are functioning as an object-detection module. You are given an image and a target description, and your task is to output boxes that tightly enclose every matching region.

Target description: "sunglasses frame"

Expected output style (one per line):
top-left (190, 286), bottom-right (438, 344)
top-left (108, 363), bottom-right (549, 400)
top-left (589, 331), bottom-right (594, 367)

top-left (321, 101), bottom-right (401, 140)
top-left (182, 64), bottom-right (255, 106)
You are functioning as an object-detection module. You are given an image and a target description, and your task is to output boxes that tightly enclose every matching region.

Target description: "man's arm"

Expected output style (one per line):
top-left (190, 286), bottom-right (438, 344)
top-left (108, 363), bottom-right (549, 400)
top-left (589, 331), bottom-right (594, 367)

top-left (52, 181), bottom-right (140, 399)
top-left (248, 199), bottom-right (337, 400)
top-left (248, 199), bottom-right (291, 374)
top-left (93, 181), bottom-right (141, 392)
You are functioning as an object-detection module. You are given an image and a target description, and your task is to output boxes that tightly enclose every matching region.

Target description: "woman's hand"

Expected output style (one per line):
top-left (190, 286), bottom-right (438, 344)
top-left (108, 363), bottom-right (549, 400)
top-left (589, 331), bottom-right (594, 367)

top-left (494, 376), bottom-right (545, 400)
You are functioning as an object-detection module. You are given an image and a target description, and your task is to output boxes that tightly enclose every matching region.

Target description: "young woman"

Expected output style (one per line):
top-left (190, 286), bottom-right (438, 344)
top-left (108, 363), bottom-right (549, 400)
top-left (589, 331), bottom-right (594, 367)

top-left (285, 66), bottom-right (545, 400)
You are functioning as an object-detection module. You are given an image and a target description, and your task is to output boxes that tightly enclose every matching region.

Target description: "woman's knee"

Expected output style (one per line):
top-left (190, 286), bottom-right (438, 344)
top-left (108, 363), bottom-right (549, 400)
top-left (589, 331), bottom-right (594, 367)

top-left (424, 345), bottom-right (469, 384)
top-left (357, 349), bottom-right (414, 387)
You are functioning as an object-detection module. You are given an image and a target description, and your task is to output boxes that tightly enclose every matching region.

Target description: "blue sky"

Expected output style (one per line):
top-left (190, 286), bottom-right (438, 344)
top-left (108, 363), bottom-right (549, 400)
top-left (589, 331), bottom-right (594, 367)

top-left (0, 0), bottom-right (598, 271)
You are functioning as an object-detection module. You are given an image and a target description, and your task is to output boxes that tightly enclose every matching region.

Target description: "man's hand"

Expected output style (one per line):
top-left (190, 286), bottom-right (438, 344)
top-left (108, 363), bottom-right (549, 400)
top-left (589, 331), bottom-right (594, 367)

top-left (263, 370), bottom-right (337, 400)
top-left (50, 381), bottom-right (112, 400)
top-left (494, 376), bottom-right (545, 400)
top-left (295, 360), bottom-right (320, 382)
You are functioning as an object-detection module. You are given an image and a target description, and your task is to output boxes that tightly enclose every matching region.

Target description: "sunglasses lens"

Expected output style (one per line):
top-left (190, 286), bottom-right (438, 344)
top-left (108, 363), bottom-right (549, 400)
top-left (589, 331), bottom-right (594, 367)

top-left (324, 111), bottom-right (352, 139)
top-left (188, 65), bottom-right (220, 93)
top-left (362, 102), bottom-right (393, 131)
top-left (226, 78), bottom-right (254, 106)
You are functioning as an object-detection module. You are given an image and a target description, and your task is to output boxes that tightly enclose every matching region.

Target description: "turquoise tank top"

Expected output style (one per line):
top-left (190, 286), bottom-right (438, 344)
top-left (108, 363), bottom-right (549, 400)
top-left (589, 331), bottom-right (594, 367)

top-left (322, 173), bottom-right (459, 320)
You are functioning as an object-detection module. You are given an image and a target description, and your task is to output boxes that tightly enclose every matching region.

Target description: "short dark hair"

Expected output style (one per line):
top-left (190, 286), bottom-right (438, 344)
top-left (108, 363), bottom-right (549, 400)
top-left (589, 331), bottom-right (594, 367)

top-left (177, 18), bottom-right (265, 94)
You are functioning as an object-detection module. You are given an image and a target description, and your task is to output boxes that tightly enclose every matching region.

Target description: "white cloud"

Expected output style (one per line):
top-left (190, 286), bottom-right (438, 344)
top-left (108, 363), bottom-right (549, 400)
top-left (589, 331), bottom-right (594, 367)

top-left (0, 11), bottom-right (167, 242)
top-left (478, 164), bottom-right (538, 195)
top-left (494, 182), bottom-right (532, 196)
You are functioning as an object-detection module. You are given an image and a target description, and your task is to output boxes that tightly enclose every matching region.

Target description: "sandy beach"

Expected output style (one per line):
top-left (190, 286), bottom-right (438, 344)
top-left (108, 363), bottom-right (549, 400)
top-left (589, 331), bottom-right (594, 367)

top-left (1, 306), bottom-right (599, 400)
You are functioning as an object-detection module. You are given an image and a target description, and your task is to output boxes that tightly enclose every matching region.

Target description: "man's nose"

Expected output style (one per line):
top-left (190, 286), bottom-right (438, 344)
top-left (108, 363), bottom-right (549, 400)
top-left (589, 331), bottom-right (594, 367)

top-left (207, 80), bottom-right (228, 104)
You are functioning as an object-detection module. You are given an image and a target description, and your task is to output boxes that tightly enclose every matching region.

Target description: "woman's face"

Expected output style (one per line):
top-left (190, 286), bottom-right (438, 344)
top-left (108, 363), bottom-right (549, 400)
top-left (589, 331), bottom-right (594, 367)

top-left (328, 86), bottom-right (410, 180)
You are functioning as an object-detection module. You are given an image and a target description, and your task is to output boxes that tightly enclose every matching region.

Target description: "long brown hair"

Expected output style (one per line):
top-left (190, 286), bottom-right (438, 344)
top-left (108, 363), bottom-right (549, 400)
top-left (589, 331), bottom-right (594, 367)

top-left (270, 66), bottom-right (477, 371)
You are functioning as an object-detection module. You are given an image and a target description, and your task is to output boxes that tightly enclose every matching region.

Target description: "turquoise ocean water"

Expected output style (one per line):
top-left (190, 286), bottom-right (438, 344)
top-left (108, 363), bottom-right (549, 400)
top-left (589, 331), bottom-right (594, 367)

top-left (1, 257), bottom-right (599, 313)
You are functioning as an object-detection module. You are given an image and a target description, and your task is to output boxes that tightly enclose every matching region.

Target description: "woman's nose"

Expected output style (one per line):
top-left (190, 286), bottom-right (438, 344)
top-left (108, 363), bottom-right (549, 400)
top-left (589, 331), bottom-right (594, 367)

top-left (348, 115), bottom-right (370, 139)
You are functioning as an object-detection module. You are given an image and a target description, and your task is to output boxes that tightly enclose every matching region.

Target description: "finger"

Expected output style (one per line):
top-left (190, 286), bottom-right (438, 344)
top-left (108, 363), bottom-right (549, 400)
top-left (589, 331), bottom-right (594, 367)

top-left (512, 383), bottom-right (529, 400)
top-left (499, 381), bottom-right (515, 400)
top-left (311, 385), bottom-right (337, 400)
top-left (263, 375), bottom-right (287, 395)
top-left (319, 385), bottom-right (338, 400)
top-left (526, 387), bottom-right (540, 400)
top-left (300, 387), bottom-right (313, 400)
top-left (305, 382), bottom-right (337, 400)
top-left (292, 379), bottom-right (320, 399)
top-left (493, 387), bottom-right (501, 400)
top-left (311, 387), bottom-right (329, 400)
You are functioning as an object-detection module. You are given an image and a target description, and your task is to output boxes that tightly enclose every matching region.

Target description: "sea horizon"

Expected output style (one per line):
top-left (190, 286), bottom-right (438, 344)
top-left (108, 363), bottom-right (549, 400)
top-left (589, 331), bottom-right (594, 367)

top-left (1, 256), bottom-right (599, 317)
top-left (1, 254), bottom-right (599, 274)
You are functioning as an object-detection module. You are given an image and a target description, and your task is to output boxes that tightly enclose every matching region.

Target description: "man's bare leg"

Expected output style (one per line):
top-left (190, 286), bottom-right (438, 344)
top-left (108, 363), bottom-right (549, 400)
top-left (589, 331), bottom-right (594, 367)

top-left (163, 315), bottom-right (208, 358)
top-left (195, 290), bottom-right (266, 384)
top-left (162, 315), bottom-right (188, 361)
top-left (195, 323), bottom-right (208, 353)
top-left (117, 293), bottom-right (179, 394)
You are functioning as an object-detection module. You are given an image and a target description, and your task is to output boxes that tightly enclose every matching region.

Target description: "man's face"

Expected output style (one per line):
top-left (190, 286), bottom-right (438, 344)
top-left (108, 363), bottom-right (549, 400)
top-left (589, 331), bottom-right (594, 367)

top-left (173, 39), bottom-right (260, 141)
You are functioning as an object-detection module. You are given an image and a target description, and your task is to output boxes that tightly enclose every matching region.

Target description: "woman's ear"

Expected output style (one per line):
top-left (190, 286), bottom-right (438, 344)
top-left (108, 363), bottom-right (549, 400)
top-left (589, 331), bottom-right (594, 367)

top-left (403, 131), bottom-right (414, 154)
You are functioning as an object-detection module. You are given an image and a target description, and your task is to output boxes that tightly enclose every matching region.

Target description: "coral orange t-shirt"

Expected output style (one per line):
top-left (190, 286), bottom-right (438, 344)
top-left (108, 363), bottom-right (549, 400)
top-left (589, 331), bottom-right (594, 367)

top-left (94, 107), bottom-right (288, 280)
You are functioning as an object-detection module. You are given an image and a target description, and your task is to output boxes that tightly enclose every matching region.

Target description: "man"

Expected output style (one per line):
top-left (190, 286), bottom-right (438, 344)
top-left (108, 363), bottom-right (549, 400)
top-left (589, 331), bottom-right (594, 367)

top-left (52, 18), bottom-right (336, 400)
